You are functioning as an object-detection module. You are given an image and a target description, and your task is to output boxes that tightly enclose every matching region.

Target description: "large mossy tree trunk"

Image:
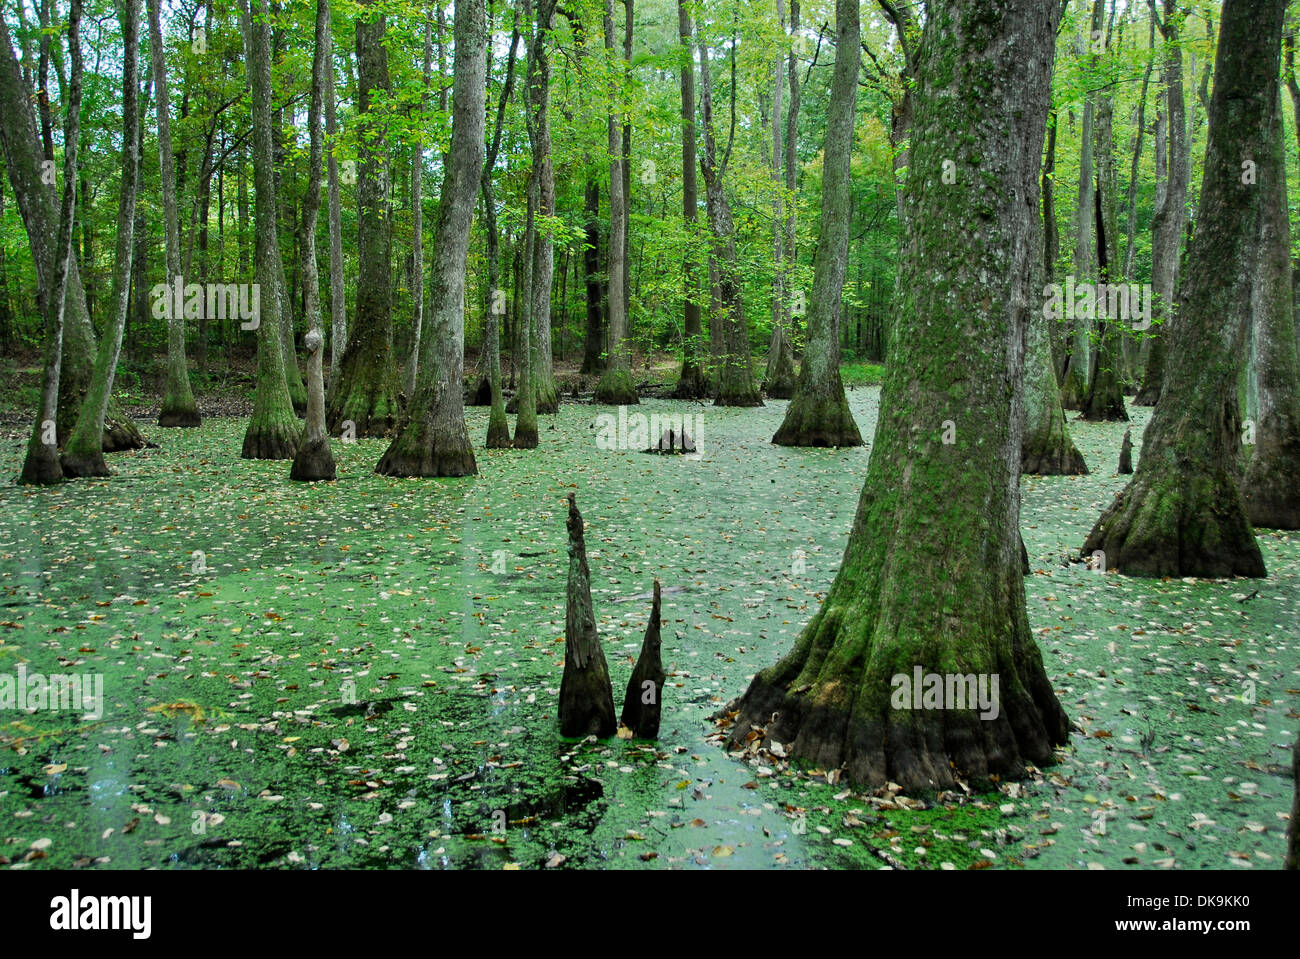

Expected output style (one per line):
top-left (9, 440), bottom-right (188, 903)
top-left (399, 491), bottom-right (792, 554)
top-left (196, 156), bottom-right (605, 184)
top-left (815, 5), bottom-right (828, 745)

top-left (560, 493), bottom-right (617, 738)
top-left (771, 0), bottom-right (860, 446)
top-left (729, 0), bottom-right (1068, 792)
top-left (0, 14), bottom-right (145, 455)
top-left (289, 0), bottom-right (336, 482)
top-left (374, 0), bottom-right (485, 478)
top-left (1241, 84), bottom-right (1300, 529)
top-left (698, 23), bottom-right (760, 408)
top-left (1135, 2), bottom-right (1190, 408)
top-left (1082, 0), bottom-right (1280, 579)
top-left (671, 0), bottom-right (708, 400)
top-left (239, 0), bottom-right (299, 460)
top-left (62, 0), bottom-right (142, 478)
top-left (593, 0), bottom-right (638, 405)
top-left (326, 1), bottom-right (399, 438)
top-left (148, 0), bottom-right (200, 428)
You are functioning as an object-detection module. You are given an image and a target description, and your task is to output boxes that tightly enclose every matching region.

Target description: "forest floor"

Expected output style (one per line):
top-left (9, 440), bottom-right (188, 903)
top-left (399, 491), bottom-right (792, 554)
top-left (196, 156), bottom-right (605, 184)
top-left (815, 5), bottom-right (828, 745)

top-left (0, 386), bottom-right (1296, 870)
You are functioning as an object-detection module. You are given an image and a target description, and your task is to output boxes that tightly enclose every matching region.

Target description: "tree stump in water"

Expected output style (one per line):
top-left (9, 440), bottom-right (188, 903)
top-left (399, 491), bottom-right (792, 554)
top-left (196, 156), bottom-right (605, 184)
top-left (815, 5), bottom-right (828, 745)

top-left (1118, 428), bottom-right (1133, 475)
top-left (1287, 721), bottom-right (1299, 870)
top-left (643, 429), bottom-right (695, 455)
top-left (620, 580), bottom-right (666, 738)
top-left (559, 493), bottom-right (617, 738)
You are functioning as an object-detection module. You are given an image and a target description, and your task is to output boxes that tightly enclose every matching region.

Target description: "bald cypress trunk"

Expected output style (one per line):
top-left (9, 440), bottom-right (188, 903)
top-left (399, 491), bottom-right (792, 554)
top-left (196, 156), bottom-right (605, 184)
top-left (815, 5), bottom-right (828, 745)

top-left (289, 0), bottom-right (336, 482)
top-left (62, 0), bottom-right (142, 478)
top-left (730, 0), bottom-right (1067, 791)
top-left (698, 25), bottom-right (760, 408)
top-left (672, 0), bottom-right (708, 400)
top-left (327, 1), bottom-right (399, 438)
top-left (1082, 0), bottom-right (1279, 578)
top-left (239, 0), bottom-right (299, 460)
top-left (772, 0), bottom-right (860, 446)
top-left (593, 0), bottom-right (638, 405)
top-left (1241, 85), bottom-right (1300, 529)
top-left (375, 0), bottom-right (485, 477)
top-left (763, 0), bottom-right (796, 400)
top-left (325, 26), bottom-right (346, 384)
top-left (527, 0), bottom-right (560, 415)
top-left (1135, 3), bottom-right (1190, 408)
top-left (148, 0), bottom-right (201, 428)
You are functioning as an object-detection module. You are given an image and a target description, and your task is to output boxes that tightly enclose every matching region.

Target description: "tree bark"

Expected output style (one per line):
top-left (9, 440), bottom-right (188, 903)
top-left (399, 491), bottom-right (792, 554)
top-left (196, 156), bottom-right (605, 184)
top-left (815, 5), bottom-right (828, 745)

top-left (1241, 84), bottom-right (1300, 529)
top-left (375, 0), bottom-right (485, 477)
top-left (289, 0), bottom-right (336, 481)
top-left (772, 0), bottom-right (860, 445)
top-left (239, 0), bottom-right (299, 459)
top-left (1082, 0), bottom-right (1280, 578)
top-left (593, 0), bottom-right (638, 405)
top-left (580, 179), bottom-right (606, 377)
top-left (527, 0), bottom-right (560, 414)
top-left (671, 0), bottom-right (707, 399)
top-left (148, 0), bottom-right (200, 427)
top-left (730, 0), bottom-right (1067, 792)
top-left (403, 17), bottom-right (434, 402)
top-left (62, 0), bottom-right (142, 478)
top-left (763, 0), bottom-right (796, 400)
top-left (620, 579), bottom-right (665, 738)
top-left (327, 0), bottom-right (399, 437)
top-left (561, 493), bottom-right (617, 738)
top-left (325, 15), bottom-right (346, 384)
top-left (699, 23), bottom-right (760, 407)
top-left (1135, 0), bottom-right (1189, 408)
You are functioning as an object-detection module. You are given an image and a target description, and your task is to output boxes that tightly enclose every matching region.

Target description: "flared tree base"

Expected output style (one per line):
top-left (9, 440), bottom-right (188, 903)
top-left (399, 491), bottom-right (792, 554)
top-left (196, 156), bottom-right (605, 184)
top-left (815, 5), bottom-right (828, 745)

top-left (1083, 467), bottom-right (1266, 577)
top-left (289, 436), bottom-right (337, 482)
top-left (326, 376), bottom-right (399, 439)
top-left (764, 344), bottom-right (797, 399)
top-left (772, 391), bottom-right (862, 447)
top-left (486, 406), bottom-right (512, 449)
top-left (1132, 380), bottom-right (1161, 407)
top-left (18, 442), bottom-right (64, 486)
top-left (593, 367), bottom-right (640, 405)
top-left (102, 409), bottom-right (148, 452)
top-left (1021, 435), bottom-right (1089, 476)
top-left (241, 417), bottom-right (300, 460)
top-left (375, 430), bottom-right (478, 478)
top-left (672, 364), bottom-right (710, 400)
top-left (512, 420), bottom-right (539, 450)
top-left (1059, 369), bottom-right (1087, 411)
top-left (536, 384), bottom-right (560, 415)
top-left (469, 375), bottom-right (492, 406)
top-left (1081, 389), bottom-right (1129, 423)
top-left (1243, 444), bottom-right (1300, 529)
top-left (728, 614), bottom-right (1069, 793)
top-left (60, 448), bottom-right (110, 478)
top-left (716, 390), bottom-right (764, 408)
top-left (158, 404), bottom-right (202, 428)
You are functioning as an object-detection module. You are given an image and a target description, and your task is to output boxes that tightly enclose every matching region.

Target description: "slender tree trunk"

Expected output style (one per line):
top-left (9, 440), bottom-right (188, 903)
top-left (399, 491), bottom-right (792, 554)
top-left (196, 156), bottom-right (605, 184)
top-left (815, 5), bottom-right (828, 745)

top-left (63, 0), bottom-right (142, 477)
top-left (1043, 111), bottom-right (1064, 378)
top-left (403, 17), bottom-right (434, 401)
top-left (772, 0), bottom-right (859, 445)
top-left (764, 0), bottom-right (796, 400)
top-left (375, 0), bottom-right (485, 476)
top-left (327, 0), bottom-right (399, 437)
top-left (481, 19), bottom-right (520, 448)
top-left (514, 151), bottom-right (540, 447)
top-left (593, 0), bottom-right (638, 405)
top-left (528, 0), bottom-right (560, 414)
top-left (699, 26), bottom-right (760, 407)
top-left (1135, 2), bottom-right (1189, 407)
top-left (731, 0), bottom-right (1068, 791)
top-left (289, 0), bottom-right (336, 481)
top-left (325, 22), bottom-right (346, 384)
top-left (581, 179), bottom-right (606, 377)
top-left (239, 0), bottom-right (299, 459)
top-left (1241, 85), bottom-right (1300, 528)
top-left (1061, 0), bottom-right (1106, 410)
top-left (18, 0), bottom-right (82, 484)
top-left (671, 0), bottom-right (707, 399)
top-left (148, 0), bottom-right (200, 427)
top-left (1083, 0), bottom-right (1280, 578)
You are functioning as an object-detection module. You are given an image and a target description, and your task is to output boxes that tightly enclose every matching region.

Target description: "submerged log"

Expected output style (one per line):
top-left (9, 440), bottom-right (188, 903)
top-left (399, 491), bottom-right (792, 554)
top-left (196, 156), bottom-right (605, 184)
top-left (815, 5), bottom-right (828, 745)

top-left (620, 579), bottom-right (666, 738)
top-left (1118, 428), bottom-right (1133, 475)
top-left (559, 492), bottom-right (617, 737)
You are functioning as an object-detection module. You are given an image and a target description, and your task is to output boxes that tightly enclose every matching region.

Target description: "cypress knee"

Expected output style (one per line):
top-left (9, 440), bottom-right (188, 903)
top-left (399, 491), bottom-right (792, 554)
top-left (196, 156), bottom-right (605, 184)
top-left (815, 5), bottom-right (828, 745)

top-left (559, 493), bottom-right (617, 737)
top-left (1118, 428), bottom-right (1133, 474)
top-left (621, 580), bottom-right (666, 738)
